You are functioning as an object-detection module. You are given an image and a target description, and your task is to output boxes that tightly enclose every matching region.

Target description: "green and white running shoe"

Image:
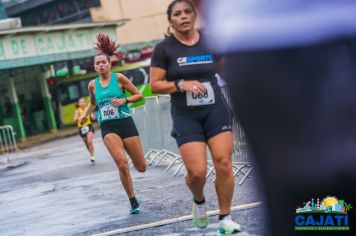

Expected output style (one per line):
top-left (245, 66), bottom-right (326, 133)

top-left (218, 215), bottom-right (242, 235)
top-left (192, 201), bottom-right (209, 229)
top-left (129, 198), bottom-right (140, 215)
top-left (129, 205), bottom-right (140, 214)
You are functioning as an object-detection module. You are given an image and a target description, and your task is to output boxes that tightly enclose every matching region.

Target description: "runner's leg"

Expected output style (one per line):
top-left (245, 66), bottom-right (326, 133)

top-left (103, 133), bottom-right (135, 198)
top-left (123, 136), bottom-right (146, 172)
top-left (208, 131), bottom-right (241, 234)
top-left (207, 131), bottom-right (234, 215)
top-left (86, 131), bottom-right (94, 157)
top-left (180, 142), bottom-right (207, 202)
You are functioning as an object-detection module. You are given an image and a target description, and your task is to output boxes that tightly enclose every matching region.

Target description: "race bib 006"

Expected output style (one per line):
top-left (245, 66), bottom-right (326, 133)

top-left (186, 82), bottom-right (215, 106)
top-left (100, 104), bottom-right (120, 121)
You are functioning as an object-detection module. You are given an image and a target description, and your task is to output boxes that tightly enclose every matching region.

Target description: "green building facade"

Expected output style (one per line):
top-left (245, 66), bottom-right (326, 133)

top-left (0, 21), bottom-right (123, 141)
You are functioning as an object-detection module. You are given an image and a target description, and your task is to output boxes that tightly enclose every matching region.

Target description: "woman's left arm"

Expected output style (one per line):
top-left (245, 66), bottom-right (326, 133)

top-left (111, 73), bottom-right (143, 107)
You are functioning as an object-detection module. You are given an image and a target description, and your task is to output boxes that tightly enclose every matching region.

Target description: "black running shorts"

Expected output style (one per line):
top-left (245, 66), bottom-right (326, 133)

top-left (170, 97), bottom-right (233, 147)
top-left (100, 116), bottom-right (139, 139)
top-left (78, 124), bottom-right (95, 138)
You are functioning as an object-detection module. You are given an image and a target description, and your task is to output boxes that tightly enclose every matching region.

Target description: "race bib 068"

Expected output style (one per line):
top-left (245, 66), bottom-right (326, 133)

top-left (186, 82), bottom-right (215, 106)
top-left (100, 104), bottom-right (120, 121)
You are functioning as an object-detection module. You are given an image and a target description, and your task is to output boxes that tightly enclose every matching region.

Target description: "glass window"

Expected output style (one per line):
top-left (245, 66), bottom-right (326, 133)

top-left (21, 12), bottom-right (39, 26)
top-left (72, 57), bottom-right (94, 73)
top-left (56, 1), bottom-right (75, 18)
top-left (60, 83), bottom-right (80, 105)
top-left (38, 5), bottom-right (58, 24)
top-left (68, 84), bottom-right (80, 100)
top-left (77, 0), bottom-right (100, 10)
top-left (80, 80), bottom-right (89, 97)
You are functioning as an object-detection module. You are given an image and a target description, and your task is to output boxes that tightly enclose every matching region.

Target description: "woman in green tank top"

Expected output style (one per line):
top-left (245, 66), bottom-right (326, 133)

top-left (79, 34), bottom-right (146, 214)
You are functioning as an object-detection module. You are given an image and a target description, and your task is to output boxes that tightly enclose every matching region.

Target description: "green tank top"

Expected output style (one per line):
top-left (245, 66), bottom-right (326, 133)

top-left (94, 73), bottom-right (131, 124)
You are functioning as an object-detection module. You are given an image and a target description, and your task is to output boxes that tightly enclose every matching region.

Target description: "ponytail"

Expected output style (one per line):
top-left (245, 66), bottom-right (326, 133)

top-left (94, 33), bottom-right (122, 60)
top-left (165, 26), bottom-right (173, 38)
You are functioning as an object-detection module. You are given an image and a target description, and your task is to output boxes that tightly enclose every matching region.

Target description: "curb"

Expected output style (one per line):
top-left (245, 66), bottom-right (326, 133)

top-left (17, 131), bottom-right (78, 150)
top-left (17, 123), bottom-right (100, 150)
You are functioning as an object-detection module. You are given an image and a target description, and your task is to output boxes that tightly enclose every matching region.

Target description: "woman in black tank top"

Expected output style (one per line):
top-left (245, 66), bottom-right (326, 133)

top-left (150, 0), bottom-right (241, 233)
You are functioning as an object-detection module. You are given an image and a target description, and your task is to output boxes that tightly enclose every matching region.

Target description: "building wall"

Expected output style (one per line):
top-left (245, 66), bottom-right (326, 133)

top-left (91, 0), bottom-right (171, 44)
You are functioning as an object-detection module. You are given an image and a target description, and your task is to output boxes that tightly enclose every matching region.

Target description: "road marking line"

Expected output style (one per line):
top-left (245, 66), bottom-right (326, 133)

top-left (90, 201), bottom-right (262, 236)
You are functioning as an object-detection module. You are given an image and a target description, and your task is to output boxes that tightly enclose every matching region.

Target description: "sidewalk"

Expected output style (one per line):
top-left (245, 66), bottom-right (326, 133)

top-left (17, 123), bottom-right (100, 150)
top-left (1, 123), bottom-right (100, 169)
top-left (1, 125), bottom-right (82, 168)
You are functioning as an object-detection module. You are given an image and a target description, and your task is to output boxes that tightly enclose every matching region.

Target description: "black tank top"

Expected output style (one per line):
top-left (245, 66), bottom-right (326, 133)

top-left (151, 32), bottom-right (223, 107)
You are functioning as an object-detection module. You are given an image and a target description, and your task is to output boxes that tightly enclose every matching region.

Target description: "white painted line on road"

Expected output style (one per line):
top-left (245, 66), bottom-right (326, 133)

top-left (90, 201), bottom-right (262, 236)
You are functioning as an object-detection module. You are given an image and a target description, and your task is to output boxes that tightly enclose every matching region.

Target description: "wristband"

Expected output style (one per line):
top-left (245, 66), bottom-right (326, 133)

top-left (174, 80), bottom-right (181, 92)
top-left (177, 79), bottom-right (184, 92)
top-left (125, 97), bottom-right (130, 103)
top-left (174, 79), bottom-right (184, 92)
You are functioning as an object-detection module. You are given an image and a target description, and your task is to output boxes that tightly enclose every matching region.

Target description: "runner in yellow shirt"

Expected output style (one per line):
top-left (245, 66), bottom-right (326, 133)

top-left (74, 97), bottom-right (95, 163)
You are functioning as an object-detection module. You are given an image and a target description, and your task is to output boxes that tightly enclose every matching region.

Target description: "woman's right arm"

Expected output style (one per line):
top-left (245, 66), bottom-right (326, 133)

top-left (150, 67), bottom-right (178, 94)
top-left (150, 43), bottom-right (180, 94)
top-left (74, 109), bottom-right (80, 123)
top-left (150, 43), bottom-right (206, 95)
top-left (150, 66), bottom-right (206, 95)
top-left (80, 80), bottom-right (97, 122)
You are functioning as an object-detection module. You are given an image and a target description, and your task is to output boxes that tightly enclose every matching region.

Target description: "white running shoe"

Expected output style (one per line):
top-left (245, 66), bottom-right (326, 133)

top-left (192, 201), bottom-right (210, 229)
top-left (218, 215), bottom-right (242, 235)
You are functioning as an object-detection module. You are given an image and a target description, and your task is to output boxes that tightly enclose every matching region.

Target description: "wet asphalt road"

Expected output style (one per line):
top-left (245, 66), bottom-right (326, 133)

top-left (0, 132), bottom-right (266, 236)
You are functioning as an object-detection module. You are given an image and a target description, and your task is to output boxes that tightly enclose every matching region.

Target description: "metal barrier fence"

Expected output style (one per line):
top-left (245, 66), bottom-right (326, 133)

top-left (220, 85), bottom-right (253, 185)
top-left (131, 89), bottom-right (253, 185)
top-left (0, 125), bottom-right (18, 163)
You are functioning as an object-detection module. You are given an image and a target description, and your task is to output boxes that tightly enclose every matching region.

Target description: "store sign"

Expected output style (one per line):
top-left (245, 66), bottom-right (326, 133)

top-left (0, 27), bottom-right (116, 61)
